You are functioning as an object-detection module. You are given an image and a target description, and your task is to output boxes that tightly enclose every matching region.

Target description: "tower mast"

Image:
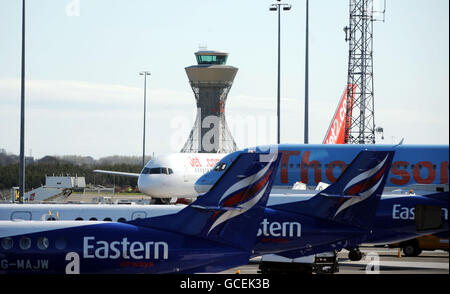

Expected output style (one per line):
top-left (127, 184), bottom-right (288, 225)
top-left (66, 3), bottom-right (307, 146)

top-left (344, 0), bottom-right (385, 144)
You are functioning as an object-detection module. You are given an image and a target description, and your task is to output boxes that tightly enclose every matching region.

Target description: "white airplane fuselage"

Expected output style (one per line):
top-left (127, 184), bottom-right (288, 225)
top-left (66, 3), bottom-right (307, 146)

top-left (137, 153), bottom-right (226, 198)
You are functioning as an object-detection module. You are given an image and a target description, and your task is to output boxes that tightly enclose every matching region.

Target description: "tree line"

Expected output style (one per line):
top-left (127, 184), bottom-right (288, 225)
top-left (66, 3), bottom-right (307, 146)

top-left (0, 161), bottom-right (142, 191)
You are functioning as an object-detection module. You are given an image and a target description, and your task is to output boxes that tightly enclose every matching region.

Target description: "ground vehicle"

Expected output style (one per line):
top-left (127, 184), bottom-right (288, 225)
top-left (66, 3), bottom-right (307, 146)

top-left (389, 233), bottom-right (449, 256)
top-left (258, 252), bottom-right (339, 274)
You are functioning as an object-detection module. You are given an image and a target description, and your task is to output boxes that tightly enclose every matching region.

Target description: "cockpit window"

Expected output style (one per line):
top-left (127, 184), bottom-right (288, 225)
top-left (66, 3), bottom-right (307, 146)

top-left (141, 167), bottom-right (173, 175)
top-left (149, 168), bottom-right (161, 174)
top-left (214, 162), bottom-right (227, 171)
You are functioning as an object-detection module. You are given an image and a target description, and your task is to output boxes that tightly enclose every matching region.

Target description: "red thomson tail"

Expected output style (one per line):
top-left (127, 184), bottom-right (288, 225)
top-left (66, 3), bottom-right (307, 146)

top-left (323, 84), bottom-right (356, 144)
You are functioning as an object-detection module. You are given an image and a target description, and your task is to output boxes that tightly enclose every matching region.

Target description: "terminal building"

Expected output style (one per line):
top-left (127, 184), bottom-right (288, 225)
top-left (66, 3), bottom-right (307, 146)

top-left (181, 50), bottom-right (238, 153)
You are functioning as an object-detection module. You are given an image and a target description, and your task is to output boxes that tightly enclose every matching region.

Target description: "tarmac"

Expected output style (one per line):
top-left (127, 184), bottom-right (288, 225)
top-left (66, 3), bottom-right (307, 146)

top-left (219, 246), bottom-right (449, 274)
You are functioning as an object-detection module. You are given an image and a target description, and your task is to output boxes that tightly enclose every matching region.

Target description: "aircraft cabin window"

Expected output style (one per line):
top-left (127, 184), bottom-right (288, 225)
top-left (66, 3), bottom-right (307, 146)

top-left (103, 217), bottom-right (112, 222)
top-left (37, 237), bottom-right (49, 250)
top-left (1, 237), bottom-right (13, 250)
top-left (19, 237), bottom-right (31, 250)
top-left (89, 217), bottom-right (98, 221)
top-left (117, 218), bottom-right (126, 222)
top-left (75, 217), bottom-right (83, 221)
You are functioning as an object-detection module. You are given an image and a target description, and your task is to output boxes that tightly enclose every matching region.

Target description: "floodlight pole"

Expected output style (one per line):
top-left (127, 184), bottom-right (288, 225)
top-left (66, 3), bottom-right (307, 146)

top-left (277, 6), bottom-right (281, 145)
top-left (270, 2), bottom-right (291, 144)
top-left (140, 71), bottom-right (151, 167)
top-left (304, 0), bottom-right (309, 144)
top-left (19, 0), bottom-right (26, 203)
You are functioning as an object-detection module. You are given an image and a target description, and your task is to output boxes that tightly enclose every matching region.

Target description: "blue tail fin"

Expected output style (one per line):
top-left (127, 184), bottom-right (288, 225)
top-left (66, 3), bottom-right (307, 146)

top-left (130, 152), bottom-right (281, 251)
top-left (271, 150), bottom-right (395, 229)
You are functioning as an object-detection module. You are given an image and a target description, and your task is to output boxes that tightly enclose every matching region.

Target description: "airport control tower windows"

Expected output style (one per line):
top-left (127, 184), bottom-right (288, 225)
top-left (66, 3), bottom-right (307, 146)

top-left (196, 54), bottom-right (227, 65)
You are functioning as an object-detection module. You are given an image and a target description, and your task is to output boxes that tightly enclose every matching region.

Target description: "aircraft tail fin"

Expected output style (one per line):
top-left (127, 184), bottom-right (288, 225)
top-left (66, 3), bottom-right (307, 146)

top-left (323, 84), bottom-right (356, 144)
top-left (130, 152), bottom-right (280, 252)
top-left (272, 150), bottom-right (395, 229)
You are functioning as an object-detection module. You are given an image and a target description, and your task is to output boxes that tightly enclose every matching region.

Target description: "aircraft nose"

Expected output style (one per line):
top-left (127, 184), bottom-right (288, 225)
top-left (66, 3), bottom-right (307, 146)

top-left (194, 176), bottom-right (213, 194)
top-left (138, 175), bottom-right (164, 196)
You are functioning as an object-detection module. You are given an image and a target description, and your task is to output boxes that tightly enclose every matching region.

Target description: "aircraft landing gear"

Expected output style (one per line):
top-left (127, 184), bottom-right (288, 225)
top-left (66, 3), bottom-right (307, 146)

top-left (150, 197), bottom-right (179, 205)
top-left (401, 239), bottom-right (422, 257)
top-left (348, 247), bottom-right (363, 261)
top-left (151, 198), bottom-right (171, 205)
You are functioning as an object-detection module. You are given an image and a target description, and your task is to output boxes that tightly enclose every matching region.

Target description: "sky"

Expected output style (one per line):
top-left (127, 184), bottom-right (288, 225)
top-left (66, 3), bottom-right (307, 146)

top-left (0, 0), bottom-right (448, 159)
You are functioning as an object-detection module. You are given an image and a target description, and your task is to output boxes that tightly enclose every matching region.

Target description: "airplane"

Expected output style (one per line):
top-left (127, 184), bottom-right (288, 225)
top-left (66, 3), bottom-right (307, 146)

top-left (262, 189), bottom-right (449, 261)
top-left (196, 148), bottom-right (448, 260)
top-left (101, 149), bottom-right (442, 261)
top-left (92, 144), bottom-right (448, 204)
top-left (249, 149), bottom-right (448, 261)
top-left (2, 151), bottom-right (447, 265)
top-left (94, 152), bottom-right (226, 203)
top-left (251, 149), bottom-right (400, 257)
top-left (0, 152), bottom-right (280, 274)
top-left (195, 144), bottom-right (449, 195)
top-left (1, 192), bottom-right (446, 262)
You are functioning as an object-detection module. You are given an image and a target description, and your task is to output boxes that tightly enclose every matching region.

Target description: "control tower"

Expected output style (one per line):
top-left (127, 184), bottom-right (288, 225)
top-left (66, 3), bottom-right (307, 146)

top-left (181, 50), bottom-right (238, 153)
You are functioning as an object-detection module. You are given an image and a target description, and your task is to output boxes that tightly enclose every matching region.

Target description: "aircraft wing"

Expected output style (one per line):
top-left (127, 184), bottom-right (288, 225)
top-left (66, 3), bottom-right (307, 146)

top-left (93, 170), bottom-right (140, 177)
